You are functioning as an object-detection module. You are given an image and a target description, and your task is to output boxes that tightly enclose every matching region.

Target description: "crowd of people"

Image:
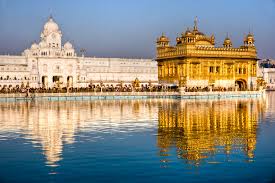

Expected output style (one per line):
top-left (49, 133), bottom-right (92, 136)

top-left (184, 86), bottom-right (238, 92)
top-left (0, 84), bottom-right (166, 94)
top-left (0, 83), bottom-right (252, 94)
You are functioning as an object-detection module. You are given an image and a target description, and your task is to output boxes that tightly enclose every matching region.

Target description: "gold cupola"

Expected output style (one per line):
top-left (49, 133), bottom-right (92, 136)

top-left (185, 27), bottom-right (193, 36)
top-left (182, 27), bottom-right (195, 44)
top-left (223, 34), bottom-right (232, 48)
top-left (156, 33), bottom-right (170, 48)
top-left (176, 35), bottom-right (181, 45)
top-left (244, 33), bottom-right (255, 47)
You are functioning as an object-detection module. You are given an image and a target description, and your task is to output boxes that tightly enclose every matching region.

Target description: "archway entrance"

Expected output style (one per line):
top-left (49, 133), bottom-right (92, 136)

top-left (235, 79), bottom-right (247, 91)
top-left (67, 76), bottom-right (73, 88)
top-left (42, 76), bottom-right (48, 88)
top-left (53, 76), bottom-right (63, 88)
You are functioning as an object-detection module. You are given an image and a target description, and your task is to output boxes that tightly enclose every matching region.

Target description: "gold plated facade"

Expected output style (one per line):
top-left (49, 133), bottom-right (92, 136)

top-left (156, 18), bottom-right (258, 90)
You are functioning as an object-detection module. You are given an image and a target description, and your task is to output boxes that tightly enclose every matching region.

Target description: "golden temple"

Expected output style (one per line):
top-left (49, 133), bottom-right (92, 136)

top-left (156, 17), bottom-right (258, 90)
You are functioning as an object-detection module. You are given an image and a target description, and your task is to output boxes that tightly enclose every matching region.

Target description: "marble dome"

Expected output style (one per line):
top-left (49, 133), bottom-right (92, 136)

top-left (43, 17), bottom-right (59, 35)
top-left (31, 43), bottom-right (39, 50)
top-left (64, 42), bottom-right (73, 49)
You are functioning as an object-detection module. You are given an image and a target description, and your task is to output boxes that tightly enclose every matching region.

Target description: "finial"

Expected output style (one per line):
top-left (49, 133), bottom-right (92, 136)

top-left (194, 16), bottom-right (198, 31)
top-left (48, 14), bottom-right (53, 21)
top-left (49, 8), bottom-right (54, 20)
top-left (248, 26), bottom-right (254, 36)
top-left (226, 32), bottom-right (229, 39)
top-left (80, 48), bottom-right (86, 57)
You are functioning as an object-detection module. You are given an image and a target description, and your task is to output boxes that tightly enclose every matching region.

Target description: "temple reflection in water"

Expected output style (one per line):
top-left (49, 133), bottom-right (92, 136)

top-left (157, 98), bottom-right (266, 165)
top-left (0, 98), bottom-right (266, 167)
top-left (0, 100), bottom-right (159, 166)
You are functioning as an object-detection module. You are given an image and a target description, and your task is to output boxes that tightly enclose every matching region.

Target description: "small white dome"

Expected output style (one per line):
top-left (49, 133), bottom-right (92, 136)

top-left (31, 43), bottom-right (39, 50)
top-left (23, 49), bottom-right (30, 54)
top-left (39, 41), bottom-right (47, 48)
top-left (43, 17), bottom-right (59, 35)
top-left (64, 41), bottom-right (73, 49)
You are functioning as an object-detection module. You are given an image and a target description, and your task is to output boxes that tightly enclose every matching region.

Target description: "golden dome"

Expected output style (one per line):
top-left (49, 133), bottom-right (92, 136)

top-left (244, 33), bottom-right (254, 41)
top-left (247, 33), bottom-right (254, 39)
top-left (224, 37), bottom-right (232, 45)
top-left (157, 33), bottom-right (169, 42)
top-left (244, 33), bottom-right (255, 46)
top-left (194, 31), bottom-right (205, 36)
top-left (185, 28), bottom-right (193, 36)
top-left (223, 33), bottom-right (232, 48)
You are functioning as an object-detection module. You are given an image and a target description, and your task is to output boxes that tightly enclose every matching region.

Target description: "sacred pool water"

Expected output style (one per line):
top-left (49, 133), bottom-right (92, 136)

top-left (0, 93), bottom-right (275, 183)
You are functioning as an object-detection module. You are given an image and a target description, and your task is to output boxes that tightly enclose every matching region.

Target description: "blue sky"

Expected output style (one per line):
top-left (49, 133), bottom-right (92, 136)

top-left (0, 0), bottom-right (274, 59)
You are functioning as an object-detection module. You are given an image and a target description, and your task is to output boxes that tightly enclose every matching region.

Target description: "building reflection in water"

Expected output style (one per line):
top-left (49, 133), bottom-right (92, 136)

top-left (157, 98), bottom-right (266, 166)
top-left (0, 100), bottom-right (159, 167)
top-left (0, 97), bottom-right (266, 168)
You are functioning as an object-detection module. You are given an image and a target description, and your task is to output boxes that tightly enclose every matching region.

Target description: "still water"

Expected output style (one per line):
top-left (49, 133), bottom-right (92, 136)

top-left (0, 93), bottom-right (275, 183)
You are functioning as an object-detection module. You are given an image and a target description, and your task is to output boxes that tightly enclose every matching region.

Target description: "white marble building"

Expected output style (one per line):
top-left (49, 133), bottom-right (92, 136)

top-left (258, 59), bottom-right (275, 90)
top-left (0, 16), bottom-right (158, 88)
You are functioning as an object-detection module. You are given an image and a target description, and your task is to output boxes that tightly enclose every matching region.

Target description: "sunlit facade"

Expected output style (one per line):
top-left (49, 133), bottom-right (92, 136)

top-left (0, 16), bottom-right (158, 88)
top-left (156, 18), bottom-right (258, 90)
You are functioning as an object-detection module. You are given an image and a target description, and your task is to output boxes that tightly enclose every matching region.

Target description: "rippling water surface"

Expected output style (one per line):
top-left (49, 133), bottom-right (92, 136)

top-left (0, 93), bottom-right (275, 183)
